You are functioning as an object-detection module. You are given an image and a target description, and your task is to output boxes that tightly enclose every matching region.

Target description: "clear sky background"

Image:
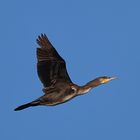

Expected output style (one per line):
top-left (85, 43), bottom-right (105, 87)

top-left (0, 0), bottom-right (140, 140)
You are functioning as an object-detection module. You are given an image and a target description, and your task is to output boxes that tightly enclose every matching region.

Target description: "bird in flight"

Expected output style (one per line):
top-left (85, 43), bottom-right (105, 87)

top-left (14, 34), bottom-right (116, 111)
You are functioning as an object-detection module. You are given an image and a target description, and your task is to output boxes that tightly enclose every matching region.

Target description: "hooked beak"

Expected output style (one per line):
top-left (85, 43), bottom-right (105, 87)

top-left (109, 76), bottom-right (118, 81)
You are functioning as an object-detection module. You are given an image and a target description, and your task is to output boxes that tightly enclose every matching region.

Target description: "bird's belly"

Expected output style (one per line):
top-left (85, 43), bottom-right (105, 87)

top-left (62, 94), bottom-right (75, 101)
top-left (46, 94), bottom-right (75, 106)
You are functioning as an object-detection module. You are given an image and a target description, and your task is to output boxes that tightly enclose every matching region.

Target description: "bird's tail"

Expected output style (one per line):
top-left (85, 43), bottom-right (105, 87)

top-left (14, 101), bottom-right (40, 111)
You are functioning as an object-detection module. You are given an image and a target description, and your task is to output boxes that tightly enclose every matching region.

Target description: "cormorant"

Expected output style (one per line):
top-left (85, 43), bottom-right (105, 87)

top-left (14, 34), bottom-right (116, 111)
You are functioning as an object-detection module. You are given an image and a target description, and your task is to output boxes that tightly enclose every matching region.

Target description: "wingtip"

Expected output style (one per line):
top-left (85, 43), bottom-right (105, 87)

top-left (36, 33), bottom-right (48, 41)
top-left (36, 33), bottom-right (53, 50)
top-left (40, 33), bottom-right (47, 38)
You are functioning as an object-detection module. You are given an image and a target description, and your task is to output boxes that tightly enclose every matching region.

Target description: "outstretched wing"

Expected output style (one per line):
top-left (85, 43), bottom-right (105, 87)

top-left (36, 34), bottom-right (72, 87)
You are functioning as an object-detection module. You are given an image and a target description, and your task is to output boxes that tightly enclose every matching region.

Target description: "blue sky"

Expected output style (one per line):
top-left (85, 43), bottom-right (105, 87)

top-left (0, 0), bottom-right (140, 139)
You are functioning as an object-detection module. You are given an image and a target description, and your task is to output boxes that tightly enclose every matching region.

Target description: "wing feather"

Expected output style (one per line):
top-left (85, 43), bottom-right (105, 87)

top-left (36, 34), bottom-right (72, 87)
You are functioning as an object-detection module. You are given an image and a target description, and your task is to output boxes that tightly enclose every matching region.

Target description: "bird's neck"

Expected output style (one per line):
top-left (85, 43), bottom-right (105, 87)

top-left (77, 79), bottom-right (102, 95)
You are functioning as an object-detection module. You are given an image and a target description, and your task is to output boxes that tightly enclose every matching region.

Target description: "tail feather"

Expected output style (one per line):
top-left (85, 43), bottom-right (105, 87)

top-left (14, 101), bottom-right (40, 111)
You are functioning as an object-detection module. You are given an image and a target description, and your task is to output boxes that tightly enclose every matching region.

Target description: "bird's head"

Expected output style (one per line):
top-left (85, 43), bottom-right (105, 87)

top-left (96, 76), bottom-right (117, 84)
top-left (75, 76), bottom-right (117, 95)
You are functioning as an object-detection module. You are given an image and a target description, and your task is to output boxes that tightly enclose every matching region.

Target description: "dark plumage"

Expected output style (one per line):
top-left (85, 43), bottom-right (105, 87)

top-left (14, 34), bottom-right (116, 111)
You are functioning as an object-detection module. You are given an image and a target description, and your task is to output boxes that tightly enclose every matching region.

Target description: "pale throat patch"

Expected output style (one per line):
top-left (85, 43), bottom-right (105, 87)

top-left (100, 79), bottom-right (110, 84)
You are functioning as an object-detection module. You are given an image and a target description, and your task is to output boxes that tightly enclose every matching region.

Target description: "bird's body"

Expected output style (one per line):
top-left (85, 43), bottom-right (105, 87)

top-left (37, 80), bottom-right (77, 106)
top-left (14, 34), bottom-right (116, 111)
